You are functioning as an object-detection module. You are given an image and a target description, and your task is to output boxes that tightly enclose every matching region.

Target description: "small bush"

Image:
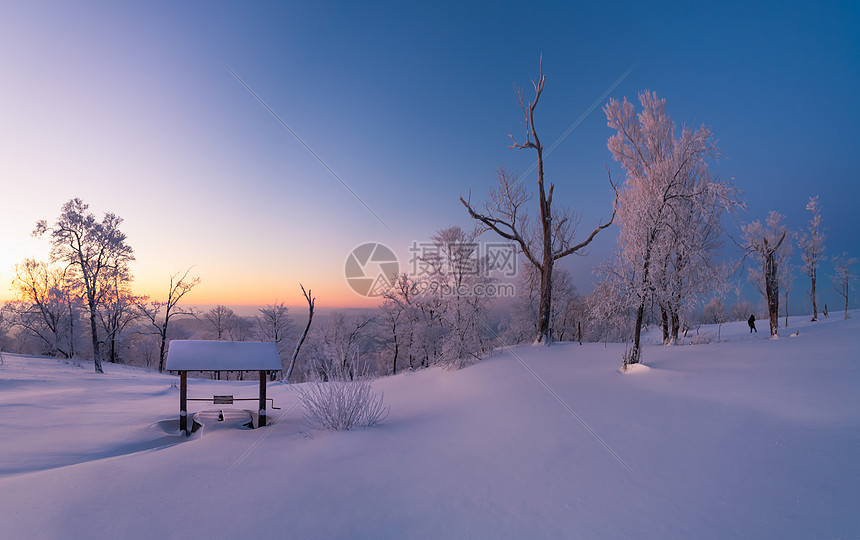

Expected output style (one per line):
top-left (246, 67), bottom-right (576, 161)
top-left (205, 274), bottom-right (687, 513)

top-left (299, 358), bottom-right (388, 431)
top-left (689, 333), bottom-right (714, 345)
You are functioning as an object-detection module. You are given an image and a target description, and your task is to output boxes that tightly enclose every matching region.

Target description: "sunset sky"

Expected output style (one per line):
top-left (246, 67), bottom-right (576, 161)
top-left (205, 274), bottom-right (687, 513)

top-left (1, 1), bottom-right (858, 310)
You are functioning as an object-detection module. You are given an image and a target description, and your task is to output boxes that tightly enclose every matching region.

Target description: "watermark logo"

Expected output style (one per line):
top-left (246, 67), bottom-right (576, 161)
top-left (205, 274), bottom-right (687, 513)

top-left (345, 242), bottom-right (400, 297)
top-left (346, 241), bottom-right (519, 298)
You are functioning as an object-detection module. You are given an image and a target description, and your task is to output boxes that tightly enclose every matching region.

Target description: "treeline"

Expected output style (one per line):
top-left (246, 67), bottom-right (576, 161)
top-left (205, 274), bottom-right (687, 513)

top-left (2, 67), bottom-right (857, 375)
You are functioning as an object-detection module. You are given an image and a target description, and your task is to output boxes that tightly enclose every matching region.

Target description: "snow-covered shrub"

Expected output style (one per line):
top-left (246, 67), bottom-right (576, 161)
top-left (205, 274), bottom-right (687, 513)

top-left (299, 356), bottom-right (388, 431)
top-left (689, 333), bottom-right (714, 345)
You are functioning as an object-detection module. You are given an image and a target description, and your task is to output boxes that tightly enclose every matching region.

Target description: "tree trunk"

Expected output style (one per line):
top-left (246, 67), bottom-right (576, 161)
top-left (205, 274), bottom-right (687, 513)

top-left (536, 258), bottom-right (553, 344)
top-left (158, 334), bottom-right (167, 373)
top-left (391, 326), bottom-right (399, 376)
top-left (670, 309), bottom-right (680, 343)
top-left (286, 290), bottom-right (314, 383)
top-left (631, 300), bottom-right (645, 364)
top-left (765, 253), bottom-right (780, 337)
top-left (660, 307), bottom-right (670, 345)
top-left (810, 271), bottom-right (818, 321)
top-left (88, 304), bottom-right (103, 373)
top-left (630, 234), bottom-right (657, 364)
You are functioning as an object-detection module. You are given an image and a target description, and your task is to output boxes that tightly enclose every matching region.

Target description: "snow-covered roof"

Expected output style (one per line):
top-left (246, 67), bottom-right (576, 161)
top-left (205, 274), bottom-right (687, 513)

top-left (165, 340), bottom-right (282, 371)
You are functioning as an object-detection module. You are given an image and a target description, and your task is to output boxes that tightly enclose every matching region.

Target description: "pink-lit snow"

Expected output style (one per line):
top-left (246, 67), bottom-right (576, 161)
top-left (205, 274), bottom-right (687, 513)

top-left (0, 314), bottom-right (858, 538)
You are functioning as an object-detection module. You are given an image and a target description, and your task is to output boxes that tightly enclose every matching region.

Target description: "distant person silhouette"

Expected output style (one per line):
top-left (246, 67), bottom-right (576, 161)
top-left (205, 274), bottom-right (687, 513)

top-left (748, 314), bottom-right (757, 333)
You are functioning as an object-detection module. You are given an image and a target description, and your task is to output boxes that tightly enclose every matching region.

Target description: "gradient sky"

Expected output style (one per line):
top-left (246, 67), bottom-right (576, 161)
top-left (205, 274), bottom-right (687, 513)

top-left (1, 1), bottom-right (858, 311)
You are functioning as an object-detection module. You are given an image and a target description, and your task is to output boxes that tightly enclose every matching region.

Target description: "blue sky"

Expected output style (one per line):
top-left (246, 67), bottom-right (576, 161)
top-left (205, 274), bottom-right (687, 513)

top-left (1, 0), bottom-right (857, 311)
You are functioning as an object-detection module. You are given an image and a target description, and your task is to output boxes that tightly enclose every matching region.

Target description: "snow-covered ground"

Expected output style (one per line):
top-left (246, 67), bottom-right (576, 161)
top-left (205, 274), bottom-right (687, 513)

top-left (1, 314), bottom-right (858, 539)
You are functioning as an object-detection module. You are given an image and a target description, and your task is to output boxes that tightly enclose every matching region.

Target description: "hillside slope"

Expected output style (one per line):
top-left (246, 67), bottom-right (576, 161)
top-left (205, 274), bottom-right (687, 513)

top-left (1, 315), bottom-right (858, 539)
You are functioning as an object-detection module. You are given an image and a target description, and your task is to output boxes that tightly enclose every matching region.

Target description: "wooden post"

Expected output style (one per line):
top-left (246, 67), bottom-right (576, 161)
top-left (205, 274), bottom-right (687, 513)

top-left (258, 370), bottom-right (267, 427)
top-left (180, 370), bottom-right (188, 434)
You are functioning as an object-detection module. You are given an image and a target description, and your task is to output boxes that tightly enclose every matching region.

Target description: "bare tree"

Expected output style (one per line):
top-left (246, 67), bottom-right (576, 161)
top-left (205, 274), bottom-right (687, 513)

top-left (8, 259), bottom-right (79, 358)
top-left (703, 297), bottom-right (728, 341)
top-left (461, 58), bottom-right (616, 345)
top-left (285, 284), bottom-right (314, 383)
top-left (0, 305), bottom-right (10, 357)
top-left (256, 302), bottom-right (293, 379)
top-left (203, 305), bottom-right (237, 340)
top-left (137, 268), bottom-right (200, 373)
top-left (34, 199), bottom-right (134, 373)
top-left (743, 211), bottom-right (789, 337)
top-left (379, 273), bottom-right (422, 374)
top-left (313, 312), bottom-right (375, 381)
top-left (97, 266), bottom-right (142, 364)
top-left (798, 196), bottom-right (827, 321)
top-left (420, 226), bottom-right (493, 366)
top-left (831, 253), bottom-right (857, 319)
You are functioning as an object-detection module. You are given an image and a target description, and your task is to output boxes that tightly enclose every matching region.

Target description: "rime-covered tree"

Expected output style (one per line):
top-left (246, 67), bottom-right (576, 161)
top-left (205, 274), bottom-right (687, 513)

top-left (831, 253), bottom-right (857, 319)
top-left (255, 302), bottom-right (293, 378)
top-left (798, 196), bottom-right (827, 321)
top-left (502, 264), bottom-right (577, 345)
top-left (97, 264), bottom-right (142, 364)
top-left (743, 211), bottom-right (789, 337)
top-left (380, 274), bottom-right (420, 374)
top-left (308, 312), bottom-right (376, 381)
top-left (602, 91), bottom-right (733, 362)
top-left (461, 58), bottom-right (616, 345)
top-left (8, 259), bottom-right (80, 358)
top-left (703, 297), bottom-right (728, 341)
top-left (34, 199), bottom-right (134, 373)
top-left (421, 226), bottom-right (492, 365)
top-left (586, 276), bottom-right (632, 346)
top-left (204, 305), bottom-right (237, 340)
top-left (137, 268), bottom-right (200, 373)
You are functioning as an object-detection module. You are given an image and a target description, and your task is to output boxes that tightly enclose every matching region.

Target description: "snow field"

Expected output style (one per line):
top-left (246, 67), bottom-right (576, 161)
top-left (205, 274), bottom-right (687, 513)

top-left (0, 314), bottom-right (858, 539)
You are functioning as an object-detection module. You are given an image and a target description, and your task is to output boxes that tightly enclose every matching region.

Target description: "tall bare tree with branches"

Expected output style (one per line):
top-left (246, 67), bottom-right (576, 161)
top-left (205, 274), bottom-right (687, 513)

top-left (285, 284), bottom-right (314, 383)
top-left (137, 268), bottom-right (200, 373)
top-left (461, 58), bottom-right (616, 344)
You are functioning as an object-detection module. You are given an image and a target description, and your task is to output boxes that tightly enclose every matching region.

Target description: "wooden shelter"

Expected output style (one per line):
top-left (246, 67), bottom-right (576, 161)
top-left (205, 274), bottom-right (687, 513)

top-left (165, 340), bottom-right (282, 435)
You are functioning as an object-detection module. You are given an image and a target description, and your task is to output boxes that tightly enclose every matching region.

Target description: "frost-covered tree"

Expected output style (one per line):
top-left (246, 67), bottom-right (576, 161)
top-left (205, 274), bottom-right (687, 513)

top-left (743, 211), bottom-right (789, 337)
top-left (831, 253), bottom-right (857, 319)
top-left (586, 276), bottom-right (633, 346)
top-left (307, 312), bottom-right (376, 381)
top-left (97, 266), bottom-right (141, 364)
top-left (204, 305), bottom-right (237, 340)
top-left (702, 297), bottom-right (727, 324)
top-left (501, 264), bottom-right (577, 345)
top-left (255, 302), bottom-right (293, 378)
top-left (703, 296), bottom-right (728, 341)
top-left (8, 259), bottom-right (81, 358)
top-left (797, 196), bottom-right (827, 321)
top-left (602, 91), bottom-right (734, 363)
top-left (136, 268), bottom-right (200, 373)
top-left (379, 274), bottom-right (420, 373)
top-left (421, 226), bottom-right (493, 366)
top-left (461, 58), bottom-right (616, 345)
top-left (34, 199), bottom-right (135, 373)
